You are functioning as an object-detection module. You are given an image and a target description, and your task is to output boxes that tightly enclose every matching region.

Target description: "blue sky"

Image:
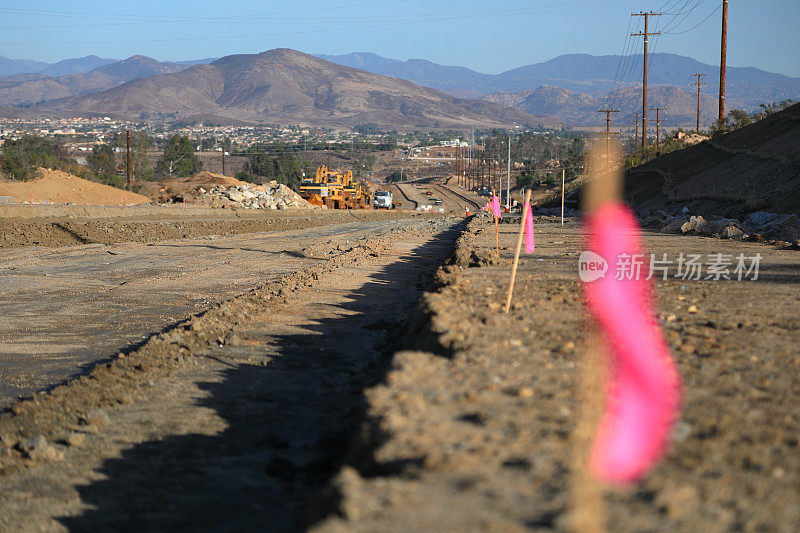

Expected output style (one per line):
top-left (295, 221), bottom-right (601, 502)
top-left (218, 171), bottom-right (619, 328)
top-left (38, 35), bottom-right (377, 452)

top-left (0, 0), bottom-right (797, 77)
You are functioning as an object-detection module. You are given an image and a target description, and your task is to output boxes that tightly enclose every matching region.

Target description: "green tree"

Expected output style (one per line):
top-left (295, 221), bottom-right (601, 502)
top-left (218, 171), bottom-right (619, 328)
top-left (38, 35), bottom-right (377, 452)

top-left (88, 144), bottom-right (117, 178)
top-left (0, 135), bottom-right (73, 181)
top-left (155, 135), bottom-right (201, 177)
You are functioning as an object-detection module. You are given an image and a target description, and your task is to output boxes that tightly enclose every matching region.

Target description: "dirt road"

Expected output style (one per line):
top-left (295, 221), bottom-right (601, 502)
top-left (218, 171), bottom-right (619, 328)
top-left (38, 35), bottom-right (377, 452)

top-left (0, 215), bottom-right (438, 406)
top-left (0, 216), bottom-right (462, 531)
top-left (1, 211), bottom-right (798, 531)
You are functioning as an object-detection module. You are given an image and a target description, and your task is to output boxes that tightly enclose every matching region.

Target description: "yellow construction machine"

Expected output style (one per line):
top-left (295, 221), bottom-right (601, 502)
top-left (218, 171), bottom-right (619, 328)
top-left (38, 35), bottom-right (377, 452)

top-left (299, 166), bottom-right (371, 209)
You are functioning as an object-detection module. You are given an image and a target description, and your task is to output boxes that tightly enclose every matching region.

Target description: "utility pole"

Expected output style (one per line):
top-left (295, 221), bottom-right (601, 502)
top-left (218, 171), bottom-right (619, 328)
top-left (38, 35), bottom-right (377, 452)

top-left (221, 150), bottom-right (226, 175)
top-left (691, 73), bottom-right (707, 132)
top-left (598, 109), bottom-right (621, 160)
top-left (125, 130), bottom-right (131, 191)
top-left (650, 107), bottom-right (666, 149)
top-left (506, 136), bottom-right (511, 210)
top-left (719, 0), bottom-right (729, 121)
top-left (632, 11), bottom-right (661, 150)
top-left (633, 112), bottom-right (641, 148)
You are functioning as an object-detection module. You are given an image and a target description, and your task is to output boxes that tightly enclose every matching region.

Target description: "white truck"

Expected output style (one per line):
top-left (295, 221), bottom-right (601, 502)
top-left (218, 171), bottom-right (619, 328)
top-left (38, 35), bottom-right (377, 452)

top-left (373, 190), bottom-right (393, 209)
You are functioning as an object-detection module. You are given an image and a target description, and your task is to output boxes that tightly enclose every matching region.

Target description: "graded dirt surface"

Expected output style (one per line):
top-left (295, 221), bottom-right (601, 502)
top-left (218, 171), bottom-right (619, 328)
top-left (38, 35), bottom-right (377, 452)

top-left (0, 216), bottom-right (462, 531)
top-left (0, 206), bottom-right (425, 248)
top-left (0, 213), bottom-right (441, 406)
top-left (1, 211), bottom-right (798, 532)
top-left (314, 215), bottom-right (800, 532)
top-left (0, 169), bottom-right (151, 206)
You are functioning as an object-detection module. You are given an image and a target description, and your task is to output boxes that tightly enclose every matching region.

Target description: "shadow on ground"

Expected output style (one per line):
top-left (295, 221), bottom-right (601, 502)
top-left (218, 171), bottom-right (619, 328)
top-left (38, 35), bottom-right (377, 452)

top-left (59, 222), bottom-right (463, 532)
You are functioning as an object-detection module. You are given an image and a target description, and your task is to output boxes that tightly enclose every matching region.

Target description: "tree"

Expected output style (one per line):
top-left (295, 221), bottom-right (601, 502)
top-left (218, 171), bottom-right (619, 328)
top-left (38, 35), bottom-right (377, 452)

top-left (115, 131), bottom-right (154, 181)
top-left (155, 135), bottom-right (201, 177)
top-left (0, 135), bottom-right (73, 181)
top-left (88, 144), bottom-right (117, 178)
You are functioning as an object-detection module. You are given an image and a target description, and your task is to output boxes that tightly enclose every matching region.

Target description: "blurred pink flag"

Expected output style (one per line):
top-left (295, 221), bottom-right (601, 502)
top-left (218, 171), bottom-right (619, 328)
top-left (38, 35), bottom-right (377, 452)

top-left (524, 203), bottom-right (535, 253)
top-left (583, 201), bottom-right (682, 484)
top-left (492, 195), bottom-right (502, 218)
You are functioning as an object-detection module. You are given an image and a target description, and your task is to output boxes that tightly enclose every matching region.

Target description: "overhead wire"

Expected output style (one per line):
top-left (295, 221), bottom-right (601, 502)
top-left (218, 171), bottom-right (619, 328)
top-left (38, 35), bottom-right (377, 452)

top-left (0, 1), bottom-right (638, 45)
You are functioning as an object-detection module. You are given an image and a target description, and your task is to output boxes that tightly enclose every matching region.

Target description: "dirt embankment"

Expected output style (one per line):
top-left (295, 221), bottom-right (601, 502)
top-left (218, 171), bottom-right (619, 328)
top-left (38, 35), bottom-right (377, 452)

top-left (624, 102), bottom-right (800, 218)
top-left (0, 209), bottom-right (434, 248)
top-left (0, 169), bottom-right (151, 205)
top-left (314, 215), bottom-right (800, 532)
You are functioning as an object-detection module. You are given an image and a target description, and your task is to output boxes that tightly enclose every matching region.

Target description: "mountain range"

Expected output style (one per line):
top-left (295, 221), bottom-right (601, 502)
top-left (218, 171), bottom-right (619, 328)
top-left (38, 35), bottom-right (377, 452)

top-left (29, 49), bottom-right (546, 129)
top-left (316, 52), bottom-right (800, 107)
top-left (1, 50), bottom-right (797, 128)
top-left (0, 56), bottom-right (196, 106)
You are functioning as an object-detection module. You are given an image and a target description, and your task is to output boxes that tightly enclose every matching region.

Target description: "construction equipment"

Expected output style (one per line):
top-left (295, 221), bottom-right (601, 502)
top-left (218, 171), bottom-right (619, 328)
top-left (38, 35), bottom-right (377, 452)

top-left (300, 166), bottom-right (371, 209)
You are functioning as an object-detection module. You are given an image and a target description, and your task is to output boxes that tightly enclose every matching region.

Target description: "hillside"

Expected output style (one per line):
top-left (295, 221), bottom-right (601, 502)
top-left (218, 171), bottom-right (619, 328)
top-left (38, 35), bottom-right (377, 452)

top-left (483, 84), bottom-right (719, 127)
top-left (0, 56), bottom-right (190, 106)
top-left (624, 102), bottom-right (800, 216)
top-left (319, 52), bottom-right (800, 106)
top-left (34, 49), bottom-right (551, 129)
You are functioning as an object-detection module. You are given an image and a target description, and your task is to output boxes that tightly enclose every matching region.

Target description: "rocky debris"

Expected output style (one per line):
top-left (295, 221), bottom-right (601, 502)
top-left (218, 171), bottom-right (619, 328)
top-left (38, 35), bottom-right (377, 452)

top-left (201, 181), bottom-right (322, 210)
top-left (63, 432), bottom-right (86, 448)
top-left (15, 434), bottom-right (64, 461)
top-left (746, 213), bottom-right (800, 243)
top-left (642, 208), bottom-right (800, 243)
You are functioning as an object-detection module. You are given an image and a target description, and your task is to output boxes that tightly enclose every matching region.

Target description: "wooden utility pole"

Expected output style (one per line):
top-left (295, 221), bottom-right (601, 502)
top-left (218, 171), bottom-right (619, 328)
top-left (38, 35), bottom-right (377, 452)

top-left (633, 112), bottom-right (641, 148)
top-left (632, 11), bottom-right (661, 150)
top-left (221, 151), bottom-right (226, 175)
top-left (650, 107), bottom-right (666, 149)
top-left (691, 73), bottom-right (707, 132)
top-left (598, 109), bottom-right (621, 160)
top-left (125, 130), bottom-right (131, 191)
top-left (719, 0), bottom-right (729, 121)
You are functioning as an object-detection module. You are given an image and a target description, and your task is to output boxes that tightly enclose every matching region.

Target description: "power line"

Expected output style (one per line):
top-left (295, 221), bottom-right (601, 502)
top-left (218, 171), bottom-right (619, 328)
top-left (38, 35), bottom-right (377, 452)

top-left (0, 1), bottom-right (638, 45)
top-left (663, 3), bottom-right (721, 34)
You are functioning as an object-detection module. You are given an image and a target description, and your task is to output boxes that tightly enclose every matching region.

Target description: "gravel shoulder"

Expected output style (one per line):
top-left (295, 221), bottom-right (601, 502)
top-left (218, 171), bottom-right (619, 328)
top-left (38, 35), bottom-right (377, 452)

top-left (314, 214), bottom-right (800, 532)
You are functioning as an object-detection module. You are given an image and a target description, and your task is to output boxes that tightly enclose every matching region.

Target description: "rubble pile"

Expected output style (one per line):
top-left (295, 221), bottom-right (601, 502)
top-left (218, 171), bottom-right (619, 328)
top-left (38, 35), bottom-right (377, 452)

top-left (640, 208), bottom-right (800, 246)
top-left (201, 181), bottom-right (321, 210)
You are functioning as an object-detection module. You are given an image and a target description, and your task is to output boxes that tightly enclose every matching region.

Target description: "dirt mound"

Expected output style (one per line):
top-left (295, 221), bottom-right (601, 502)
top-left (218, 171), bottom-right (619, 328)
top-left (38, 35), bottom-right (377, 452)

top-left (624, 102), bottom-right (800, 218)
top-left (0, 169), bottom-right (150, 205)
top-left (137, 172), bottom-right (247, 203)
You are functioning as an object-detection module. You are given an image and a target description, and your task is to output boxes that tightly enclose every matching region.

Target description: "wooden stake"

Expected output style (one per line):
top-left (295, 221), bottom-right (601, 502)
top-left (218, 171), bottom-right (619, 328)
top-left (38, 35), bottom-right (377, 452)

top-left (493, 189), bottom-right (500, 257)
top-left (561, 168), bottom-right (566, 226)
top-left (503, 189), bottom-right (532, 313)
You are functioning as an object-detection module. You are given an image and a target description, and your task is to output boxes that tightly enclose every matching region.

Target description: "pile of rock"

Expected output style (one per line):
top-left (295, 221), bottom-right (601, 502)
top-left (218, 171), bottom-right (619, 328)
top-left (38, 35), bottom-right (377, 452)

top-left (201, 181), bottom-right (321, 210)
top-left (641, 208), bottom-right (800, 245)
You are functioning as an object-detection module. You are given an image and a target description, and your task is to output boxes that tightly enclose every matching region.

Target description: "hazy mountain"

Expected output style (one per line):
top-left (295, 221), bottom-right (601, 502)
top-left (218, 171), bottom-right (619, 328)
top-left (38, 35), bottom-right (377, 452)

top-left (0, 56), bottom-right (49, 77)
top-left (0, 73), bottom-right (52, 89)
top-left (319, 52), bottom-right (800, 108)
top-left (315, 52), bottom-right (492, 94)
top-left (40, 55), bottom-right (117, 76)
top-left (35, 49), bottom-right (552, 129)
top-left (0, 56), bottom-right (191, 106)
top-left (483, 84), bottom-right (720, 127)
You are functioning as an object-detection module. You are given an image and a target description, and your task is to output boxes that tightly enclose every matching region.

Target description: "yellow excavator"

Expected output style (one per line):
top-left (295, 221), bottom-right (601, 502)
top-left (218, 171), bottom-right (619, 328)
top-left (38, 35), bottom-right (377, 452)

top-left (300, 166), bottom-right (371, 209)
top-left (341, 170), bottom-right (372, 209)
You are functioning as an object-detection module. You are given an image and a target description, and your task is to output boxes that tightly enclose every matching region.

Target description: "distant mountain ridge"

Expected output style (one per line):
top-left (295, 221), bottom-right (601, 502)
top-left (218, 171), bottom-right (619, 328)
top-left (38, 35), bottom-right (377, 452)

top-left (317, 52), bottom-right (800, 108)
top-left (482, 84), bottom-right (720, 127)
top-left (0, 56), bottom-right (193, 106)
top-left (31, 49), bottom-right (551, 129)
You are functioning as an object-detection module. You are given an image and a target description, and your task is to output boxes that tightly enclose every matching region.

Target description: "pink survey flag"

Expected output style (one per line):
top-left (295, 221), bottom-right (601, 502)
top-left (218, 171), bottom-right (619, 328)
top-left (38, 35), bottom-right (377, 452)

top-left (524, 203), bottom-right (535, 254)
top-left (582, 201), bottom-right (681, 484)
top-left (492, 195), bottom-right (501, 218)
